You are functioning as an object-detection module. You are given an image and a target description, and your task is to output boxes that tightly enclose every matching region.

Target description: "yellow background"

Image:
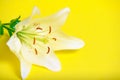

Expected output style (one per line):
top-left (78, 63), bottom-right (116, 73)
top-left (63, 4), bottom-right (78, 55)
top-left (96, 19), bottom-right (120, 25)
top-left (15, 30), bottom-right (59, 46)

top-left (0, 0), bottom-right (120, 80)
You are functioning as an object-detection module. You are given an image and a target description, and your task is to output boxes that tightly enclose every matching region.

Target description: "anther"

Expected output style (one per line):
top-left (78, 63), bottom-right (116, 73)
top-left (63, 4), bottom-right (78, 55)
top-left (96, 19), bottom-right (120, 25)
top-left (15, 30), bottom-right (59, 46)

top-left (47, 47), bottom-right (50, 54)
top-left (48, 26), bottom-right (51, 34)
top-left (52, 38), bottom-right (57, 41)
top-left (36, 27), bottom-right (43, 30)
top-left (33, 37), bottom-right (36, 45)
top-left (34, 48), bottom-right (38, 55)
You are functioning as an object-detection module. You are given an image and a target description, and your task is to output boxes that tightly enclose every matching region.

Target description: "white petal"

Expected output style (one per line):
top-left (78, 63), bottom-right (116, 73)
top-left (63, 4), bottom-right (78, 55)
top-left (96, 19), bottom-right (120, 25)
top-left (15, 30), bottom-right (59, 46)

top-left (21, 44), bottom-right (61, 71)
top-left (7, 34), bottom-right (32, 79)
top-left (31, 7), bottom-right (70, 31)
top-left (20, 59), bottom-right (32, 79)
top-left (49, 31), bottom-right (85, 51)
top-left (7, 34), bottom-right (22, 55)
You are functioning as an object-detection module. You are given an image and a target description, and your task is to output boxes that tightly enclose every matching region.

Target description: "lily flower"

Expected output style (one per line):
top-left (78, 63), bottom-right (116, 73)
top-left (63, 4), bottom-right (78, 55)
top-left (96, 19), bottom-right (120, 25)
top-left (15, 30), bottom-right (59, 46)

top-left (7, 7), bottom-right (84, 79)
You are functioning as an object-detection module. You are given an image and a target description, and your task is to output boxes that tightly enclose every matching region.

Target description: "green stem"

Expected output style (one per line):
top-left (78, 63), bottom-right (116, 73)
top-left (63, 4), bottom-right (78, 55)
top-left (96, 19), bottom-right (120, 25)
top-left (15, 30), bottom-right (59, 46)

top-left (0, 16), bottom-right (21, 36)
top-left (3, 23), bottom-right (10, 25)
top-left (3, 25), bottom-right (15, 32)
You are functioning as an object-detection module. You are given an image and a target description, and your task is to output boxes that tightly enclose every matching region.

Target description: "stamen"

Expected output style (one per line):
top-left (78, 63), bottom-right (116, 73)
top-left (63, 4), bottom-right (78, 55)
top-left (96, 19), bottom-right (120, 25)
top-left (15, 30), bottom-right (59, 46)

top-left (34, 48), bottom-right (38, 55)
top-left (52, 38), bottom-right (57, 41)
top-left (47, 47), bottom-right (50, 54)
top-left (49, 26), bottom-right (51, 34)
top-left (36, 27), bottom-right (43, 30)
top-left (33, 37), bottom-right (36, 45)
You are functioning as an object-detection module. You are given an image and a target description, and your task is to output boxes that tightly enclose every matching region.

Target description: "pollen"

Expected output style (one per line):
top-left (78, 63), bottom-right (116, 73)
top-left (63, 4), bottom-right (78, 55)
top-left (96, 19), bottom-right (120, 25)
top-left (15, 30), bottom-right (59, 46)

top-left (47, 47), bottom-right (50, 54)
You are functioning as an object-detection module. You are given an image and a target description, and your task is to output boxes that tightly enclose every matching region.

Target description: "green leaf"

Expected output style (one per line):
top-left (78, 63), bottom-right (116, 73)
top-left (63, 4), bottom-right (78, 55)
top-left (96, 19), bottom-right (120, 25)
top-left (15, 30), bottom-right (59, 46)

top-left (0, 21), bottom-right (4, 35)
top-left (10, 16), bottom-right (21, 29)
top-left (2, 25), bottom-right (15, 36)
top-left (0, 16), bottom-right (21, 37)
top-left (8, 30), bottom-right (12, 36)
top-left (0, 26), bottom-right (4, 35)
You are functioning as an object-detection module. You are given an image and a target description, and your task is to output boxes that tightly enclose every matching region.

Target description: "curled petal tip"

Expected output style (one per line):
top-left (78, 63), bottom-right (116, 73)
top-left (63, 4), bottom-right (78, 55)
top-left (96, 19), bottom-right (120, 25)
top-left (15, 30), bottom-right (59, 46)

top-left (64, 7), bottom-right (70, 12)
top-left (31, 6), bottom-right (40, 17)
top-left (62, 7), bottom-right (70, 13)
top-left (58, 7), bottom-right (70, 16)
top-left (33, 6), bottom-right (40, 14)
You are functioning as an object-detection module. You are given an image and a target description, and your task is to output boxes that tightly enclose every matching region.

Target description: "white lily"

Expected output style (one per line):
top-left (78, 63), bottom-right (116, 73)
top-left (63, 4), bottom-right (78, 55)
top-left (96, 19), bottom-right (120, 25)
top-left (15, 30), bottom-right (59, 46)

top-left (7, 7), bottom-right (84, 79)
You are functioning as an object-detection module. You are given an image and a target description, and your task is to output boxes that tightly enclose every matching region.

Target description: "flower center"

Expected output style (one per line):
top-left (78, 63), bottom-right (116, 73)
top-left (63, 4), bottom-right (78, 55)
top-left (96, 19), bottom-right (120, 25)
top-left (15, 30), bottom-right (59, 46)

top-left (16, 23), bottom-right (57, 55)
